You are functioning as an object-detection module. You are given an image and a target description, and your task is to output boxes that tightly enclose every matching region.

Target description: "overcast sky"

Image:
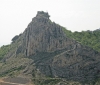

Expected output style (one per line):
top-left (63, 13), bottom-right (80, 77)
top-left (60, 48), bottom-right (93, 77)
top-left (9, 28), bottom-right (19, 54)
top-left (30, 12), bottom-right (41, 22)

top-left (0, 0), bottom-right (100, 46)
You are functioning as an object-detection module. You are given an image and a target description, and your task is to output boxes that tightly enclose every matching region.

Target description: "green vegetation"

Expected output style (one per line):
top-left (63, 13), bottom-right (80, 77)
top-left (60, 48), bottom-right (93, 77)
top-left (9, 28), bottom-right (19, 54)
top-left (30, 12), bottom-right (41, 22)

top-left (0, 45), bottom-right (10, 60)
top-left (32, 78), bottom-right (83, 85)
top-left (32, 79), bottom-right (61, 85)
top-left (32, 78), bottom-right (100, 85)
top-left (95, 78), bottom-right (100, 85)
top-left (63, 28), bottom-right (100, 52)
top-left (0, 66), bottom-right (25, 77)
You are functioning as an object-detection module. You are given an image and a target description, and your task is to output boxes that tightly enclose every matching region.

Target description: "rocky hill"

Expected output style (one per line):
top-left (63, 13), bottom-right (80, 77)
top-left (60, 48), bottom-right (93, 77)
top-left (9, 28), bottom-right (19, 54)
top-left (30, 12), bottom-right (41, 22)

top-left (0, 11), bottom-right (100, 85)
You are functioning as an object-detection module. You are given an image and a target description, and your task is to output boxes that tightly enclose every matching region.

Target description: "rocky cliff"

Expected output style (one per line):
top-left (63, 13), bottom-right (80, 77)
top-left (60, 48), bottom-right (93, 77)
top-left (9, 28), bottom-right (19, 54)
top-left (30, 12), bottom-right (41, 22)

top-left (16, 11), bottom-right (76, 57)
top-left (0, 11), bottom-right (100, 85)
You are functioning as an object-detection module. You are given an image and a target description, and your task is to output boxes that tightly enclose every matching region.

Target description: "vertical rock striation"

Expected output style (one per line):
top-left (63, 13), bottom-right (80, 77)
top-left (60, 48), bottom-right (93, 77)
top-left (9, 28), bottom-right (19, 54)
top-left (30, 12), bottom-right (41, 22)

top-left (1, 11), bottom-right (100, 84)
top-left (19, 11), bottom-right (76, 57)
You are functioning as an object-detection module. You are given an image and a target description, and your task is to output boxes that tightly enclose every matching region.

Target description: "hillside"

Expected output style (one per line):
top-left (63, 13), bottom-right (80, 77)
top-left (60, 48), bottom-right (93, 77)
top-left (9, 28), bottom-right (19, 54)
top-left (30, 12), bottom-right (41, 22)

top-left (0, 11), bottom-right (100, 85)
top-left (63, 28), bottom-right (100, 52)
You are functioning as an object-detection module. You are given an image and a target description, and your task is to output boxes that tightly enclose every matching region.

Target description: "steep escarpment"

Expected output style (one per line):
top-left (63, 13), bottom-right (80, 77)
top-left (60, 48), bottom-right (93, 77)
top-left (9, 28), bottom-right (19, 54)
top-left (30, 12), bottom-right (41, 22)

top-left (16, 11), bottom-right (76, 57)
top-left (0, 11), bottom-right (100, 85)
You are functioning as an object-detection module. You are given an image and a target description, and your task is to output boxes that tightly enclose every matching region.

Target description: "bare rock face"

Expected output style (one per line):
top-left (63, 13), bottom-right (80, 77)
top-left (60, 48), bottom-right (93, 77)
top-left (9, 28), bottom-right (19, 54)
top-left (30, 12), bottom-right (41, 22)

top-left (14, 11), bottom-right (100, 82)
top-left (1, 11), bottom-right (100, 84)
top-left (18, 11), bottom-right (75, 57)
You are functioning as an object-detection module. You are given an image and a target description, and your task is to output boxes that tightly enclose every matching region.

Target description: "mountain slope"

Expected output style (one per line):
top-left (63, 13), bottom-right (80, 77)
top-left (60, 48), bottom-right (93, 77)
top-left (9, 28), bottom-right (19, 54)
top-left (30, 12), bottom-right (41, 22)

top-left (0, 11), bottom-right (100, 85)
top-left (63, 28), bottom-right (100, 52)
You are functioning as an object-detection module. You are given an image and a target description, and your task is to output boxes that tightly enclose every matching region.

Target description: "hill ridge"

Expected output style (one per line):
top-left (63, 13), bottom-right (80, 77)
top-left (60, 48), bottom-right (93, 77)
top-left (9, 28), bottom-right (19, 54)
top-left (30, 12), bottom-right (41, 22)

top-left (0, 11), bottom-right (100, 85)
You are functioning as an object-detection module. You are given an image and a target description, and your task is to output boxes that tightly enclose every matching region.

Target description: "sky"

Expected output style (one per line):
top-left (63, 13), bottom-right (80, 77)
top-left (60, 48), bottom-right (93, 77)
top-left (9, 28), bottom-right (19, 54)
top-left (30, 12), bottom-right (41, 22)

top-left (0, 0), bottom-right (100, 46)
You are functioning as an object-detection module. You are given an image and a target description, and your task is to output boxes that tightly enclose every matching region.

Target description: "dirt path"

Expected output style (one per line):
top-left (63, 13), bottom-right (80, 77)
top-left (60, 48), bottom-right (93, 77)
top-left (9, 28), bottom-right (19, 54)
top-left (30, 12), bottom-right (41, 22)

top-left (0, 79), bottom-right (24, 85)
top-left (0, 78), bottom-right (34, 85)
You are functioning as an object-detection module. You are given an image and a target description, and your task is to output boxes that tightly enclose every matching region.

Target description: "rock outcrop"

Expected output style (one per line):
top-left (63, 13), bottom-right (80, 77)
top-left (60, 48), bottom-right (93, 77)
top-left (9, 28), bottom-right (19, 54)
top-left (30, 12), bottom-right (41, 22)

top-left (17, 11), bottom-right (76, 57)
top-left (0, 11), bottom-right (100, 84)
